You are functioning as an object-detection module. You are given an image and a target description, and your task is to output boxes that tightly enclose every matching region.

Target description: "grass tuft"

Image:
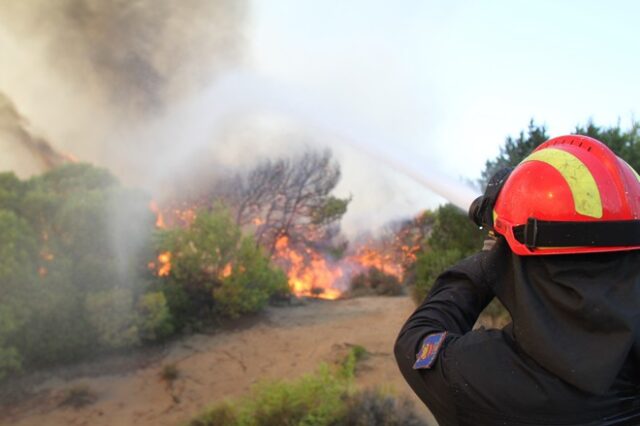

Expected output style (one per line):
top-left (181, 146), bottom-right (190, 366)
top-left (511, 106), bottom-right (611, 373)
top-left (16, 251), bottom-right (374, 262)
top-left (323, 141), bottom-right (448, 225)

top-left (188, 345), bottom-right (427, 426)
top-left (59, 383), bottom-right (97, 408)
top-left (160, 363), bottom-right (180, 382)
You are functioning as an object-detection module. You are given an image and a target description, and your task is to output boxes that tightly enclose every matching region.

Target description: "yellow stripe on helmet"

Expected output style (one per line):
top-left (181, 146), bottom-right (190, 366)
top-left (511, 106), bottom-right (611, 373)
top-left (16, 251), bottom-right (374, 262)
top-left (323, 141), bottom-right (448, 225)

top-left (522, 148), bottom-right (603, 218)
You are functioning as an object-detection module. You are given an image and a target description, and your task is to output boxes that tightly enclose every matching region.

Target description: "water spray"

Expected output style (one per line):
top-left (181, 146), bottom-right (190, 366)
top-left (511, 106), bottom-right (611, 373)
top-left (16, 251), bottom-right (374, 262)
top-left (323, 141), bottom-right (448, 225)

top-left (170, 71), bottom-right (480, 211)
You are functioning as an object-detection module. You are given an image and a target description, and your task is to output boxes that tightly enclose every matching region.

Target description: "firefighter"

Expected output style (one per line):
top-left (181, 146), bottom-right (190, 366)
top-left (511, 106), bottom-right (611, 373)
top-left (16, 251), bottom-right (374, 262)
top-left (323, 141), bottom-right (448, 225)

top-left (395, 135), bottom-right (640, 425)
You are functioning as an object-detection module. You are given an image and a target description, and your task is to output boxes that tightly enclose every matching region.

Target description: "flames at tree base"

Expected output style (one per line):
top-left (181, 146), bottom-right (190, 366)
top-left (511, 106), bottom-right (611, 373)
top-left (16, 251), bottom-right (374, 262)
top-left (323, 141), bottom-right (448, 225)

top-left (148, 201), bottom-right (414, 301)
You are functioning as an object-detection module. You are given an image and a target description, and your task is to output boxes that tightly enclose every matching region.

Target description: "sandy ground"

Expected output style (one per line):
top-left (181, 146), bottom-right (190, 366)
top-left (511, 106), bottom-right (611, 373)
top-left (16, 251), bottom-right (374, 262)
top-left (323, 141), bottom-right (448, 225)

top-left (0, 296), bottom-right (436, 426)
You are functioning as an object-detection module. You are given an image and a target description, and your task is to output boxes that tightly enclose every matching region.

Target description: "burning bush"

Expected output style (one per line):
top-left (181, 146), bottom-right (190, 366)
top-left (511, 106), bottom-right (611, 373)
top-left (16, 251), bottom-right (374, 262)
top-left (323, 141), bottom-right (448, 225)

top-left (154, 204), bottom-right (289, 324)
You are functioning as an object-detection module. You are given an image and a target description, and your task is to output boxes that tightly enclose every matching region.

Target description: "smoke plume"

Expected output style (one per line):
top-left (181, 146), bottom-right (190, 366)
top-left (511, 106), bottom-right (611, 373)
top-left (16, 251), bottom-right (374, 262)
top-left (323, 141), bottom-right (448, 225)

top-left (0, 91), bottom-right (73, 174)
top-left (0, 0), bottom-right (246, 116)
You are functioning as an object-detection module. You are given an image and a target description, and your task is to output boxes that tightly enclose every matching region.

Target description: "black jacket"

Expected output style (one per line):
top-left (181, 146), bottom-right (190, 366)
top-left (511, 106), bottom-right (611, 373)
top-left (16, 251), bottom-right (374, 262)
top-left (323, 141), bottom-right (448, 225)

top-left (395, 238), bottom-right (640, 425)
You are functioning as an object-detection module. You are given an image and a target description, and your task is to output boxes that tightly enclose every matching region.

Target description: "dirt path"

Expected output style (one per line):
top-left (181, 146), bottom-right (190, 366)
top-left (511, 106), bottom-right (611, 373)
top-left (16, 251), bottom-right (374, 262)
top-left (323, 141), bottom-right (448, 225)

top-left (0, 296), bottom-right (435, 426)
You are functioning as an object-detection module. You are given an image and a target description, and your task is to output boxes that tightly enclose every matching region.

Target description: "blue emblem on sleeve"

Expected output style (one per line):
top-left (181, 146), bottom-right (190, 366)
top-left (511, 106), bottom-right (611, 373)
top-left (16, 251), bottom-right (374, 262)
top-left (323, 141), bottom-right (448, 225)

top-left (413, 331), bottom-right (447, 370)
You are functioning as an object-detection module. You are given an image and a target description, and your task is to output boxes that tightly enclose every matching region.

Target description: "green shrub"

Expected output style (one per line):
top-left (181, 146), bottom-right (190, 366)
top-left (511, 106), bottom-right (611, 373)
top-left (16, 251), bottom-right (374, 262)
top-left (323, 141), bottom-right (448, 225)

top-left (349, 267), bottom-right (402, 297)
top-left (337, 388), bottom-right (427, 426)
top-left (156, 205), bottom-right (289, 322)
top-left (189, 346), bottom-right (426, 426)
top-left (136, 291), bottom-right (174, 341)
top-left (190, 402), bottom-right (238, 426)
top-left (160, 363), bottom-right (180, 382)
top-left (214, 239), bottom-right (289, 318)
top-left (340, 345), bottom-right (368, 380)
top-left (412, 248), bottom-right (462, 303)
top-left (85, 289), bottom-right (139, 349)
top-left (59, 383), bottom-right (97, 408)
top-left (190, 364), bottom-right (347, 426)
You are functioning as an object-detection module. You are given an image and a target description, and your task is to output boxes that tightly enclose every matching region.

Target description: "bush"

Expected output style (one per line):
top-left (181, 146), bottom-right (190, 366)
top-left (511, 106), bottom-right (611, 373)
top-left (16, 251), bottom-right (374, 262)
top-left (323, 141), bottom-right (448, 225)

top-left (213, 238), bottom-right (289, 318)
top-left (189, 346), bottom-right (426, 426)
top-left (338, 388), bottom-right (427, 426)
top-left (59, 383), bottom-right (97, 408)
top-left (136, 291), bottom-right (174, 341)
top-left (340, 344), bottom-right (368, 380)
top-left (190, 402), bottom-right (238, 426)
top-left (349, 267), bottom-right (402, 297)
top-left (0, 165), bottom-right (158, 373)
top-left (156, 205), bottom-right (289, 322)
top-left (412, 248), bottom-right (463, 303)
top-left (85, 289), bottom-right (139, 349)
top-left (191, 364), bottom-right (346, 426)
top-left (410, 204), bottom-right (484, 304)
top-left (160, 363), bottom-right (179, 382)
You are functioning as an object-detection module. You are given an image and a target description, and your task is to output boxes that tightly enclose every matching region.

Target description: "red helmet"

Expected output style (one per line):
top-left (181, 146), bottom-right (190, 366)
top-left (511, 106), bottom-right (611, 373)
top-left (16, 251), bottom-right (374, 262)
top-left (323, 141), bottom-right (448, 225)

top-left (491, 135), bottom-right (640, 255)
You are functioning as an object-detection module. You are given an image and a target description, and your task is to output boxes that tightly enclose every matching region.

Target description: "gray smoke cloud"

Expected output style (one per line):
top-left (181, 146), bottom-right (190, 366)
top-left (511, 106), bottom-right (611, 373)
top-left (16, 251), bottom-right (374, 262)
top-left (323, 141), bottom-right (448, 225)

top-left (0, 0), bottom-right (246, 116)
top-left (0, 1), bottom-right (459, 236)
top-left (0, 0), bottom-right (249, 189)
top-left (0, 91), bottom-right (73, 175)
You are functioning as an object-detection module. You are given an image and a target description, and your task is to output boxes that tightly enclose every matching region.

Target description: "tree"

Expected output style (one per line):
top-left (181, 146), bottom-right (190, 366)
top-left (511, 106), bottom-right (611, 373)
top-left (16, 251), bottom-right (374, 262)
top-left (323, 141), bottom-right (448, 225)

top-left (0, 164), bottom-right (162, 371)
top-left (411, 204), bottom-right (485, 302)
top-left (574, 120), bottom-right (640, 171)
top-left (480, 119), bottom-right (640, 189)
top-left (480, 120), bottom-right (549, 189)
top-left (224, 149), bottom-right (351, 255)
top-left (0, 209), bottom-right (38, 377)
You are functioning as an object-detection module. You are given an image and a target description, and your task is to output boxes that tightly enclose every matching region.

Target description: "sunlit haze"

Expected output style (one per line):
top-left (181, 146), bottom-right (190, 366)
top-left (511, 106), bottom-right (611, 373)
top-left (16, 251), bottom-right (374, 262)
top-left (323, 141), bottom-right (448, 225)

top-left (1, 1), bottom-right (639, 233)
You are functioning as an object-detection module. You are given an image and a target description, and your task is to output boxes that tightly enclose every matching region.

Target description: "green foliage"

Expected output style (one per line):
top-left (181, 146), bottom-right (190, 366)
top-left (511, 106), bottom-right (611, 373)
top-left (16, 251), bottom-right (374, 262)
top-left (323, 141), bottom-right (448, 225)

top-left (480, 120), bottom-right (640, 189)
top-left (136, 292), bottom-right (174, 341)
top-left (0, 164), bottom-right (159, 374)
top-left (339, 345), bottom-right (368, 380)
top-left (349, 267), bottom-right (402, 297)
top-left (189, 346), bottom-right (426, 426)
top-left (0, 209), bottom-right (38, 377)
top-left (156, 205), bottom-right (289, 322)
top-left (480, 120), bottom-right (549, 189)
top-left (214, 236), bottom-right (289, 318)
top-left (160, 363), bottom-right (180, 382)
top-left (311, 195), bottom-right (352, 225)
top-left (412, 204), bottom-right (485, 302)
top-left (59, 383), bottom-right (98, 408)
top-left (191, 364), bottom-right (347, 426)
top-left (190, 402), bottom-right (238, 426)
top-left (158, 205), bottom-right (241, 287)
top-left (85, 289), bottom-right (139, 349)
top-left (412, 248), bottom-right (463, 302)
top-left (574, 120), bottom-right (640, 171)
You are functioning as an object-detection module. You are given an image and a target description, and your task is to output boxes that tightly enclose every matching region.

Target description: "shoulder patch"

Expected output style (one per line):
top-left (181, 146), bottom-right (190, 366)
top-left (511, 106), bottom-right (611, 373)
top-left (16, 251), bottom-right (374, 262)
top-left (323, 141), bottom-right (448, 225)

top-left (413, 331), bottom-right (447, 370)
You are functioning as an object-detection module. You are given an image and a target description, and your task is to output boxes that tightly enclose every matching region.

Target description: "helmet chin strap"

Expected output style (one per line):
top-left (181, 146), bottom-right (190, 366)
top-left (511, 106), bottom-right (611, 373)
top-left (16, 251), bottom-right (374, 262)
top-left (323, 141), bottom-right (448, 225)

top-left (513, 218), bottom-right (640, 249)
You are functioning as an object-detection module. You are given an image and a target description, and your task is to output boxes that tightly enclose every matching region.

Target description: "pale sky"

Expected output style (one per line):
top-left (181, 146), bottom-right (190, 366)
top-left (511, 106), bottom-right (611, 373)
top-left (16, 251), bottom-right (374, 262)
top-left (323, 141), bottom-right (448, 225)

top-left (250, 0), bottom-right (640, 183)
top-left (1, 1), bottom-right (639, 235)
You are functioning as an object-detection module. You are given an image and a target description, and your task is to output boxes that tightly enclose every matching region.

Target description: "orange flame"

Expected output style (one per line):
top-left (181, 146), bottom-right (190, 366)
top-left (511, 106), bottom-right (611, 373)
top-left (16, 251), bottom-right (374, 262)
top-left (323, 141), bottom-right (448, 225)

top-left (157, 251), bottom-right (171, 277)
top-left (149, 200), bottom-right (166, 228)
top-left (221, 263), bottom-right (232, 278)
top-left (348, 247), bottom-right (404, 281)
top-left (147, 201), bottom-right (413, 299)
top-left (273, 235), bottom-right (343, 300)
